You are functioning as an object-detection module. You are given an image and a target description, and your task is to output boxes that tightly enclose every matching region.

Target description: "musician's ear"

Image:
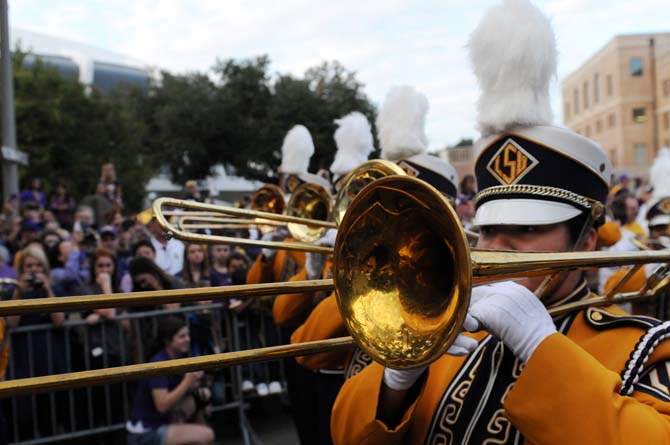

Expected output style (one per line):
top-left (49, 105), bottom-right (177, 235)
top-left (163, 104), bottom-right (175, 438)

top-left (583, 228), bottom-right (598, 252)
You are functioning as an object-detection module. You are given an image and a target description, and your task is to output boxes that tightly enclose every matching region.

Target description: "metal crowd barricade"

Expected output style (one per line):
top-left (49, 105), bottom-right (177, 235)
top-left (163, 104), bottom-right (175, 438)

top-left (2, 302), bottom-right (289, 445)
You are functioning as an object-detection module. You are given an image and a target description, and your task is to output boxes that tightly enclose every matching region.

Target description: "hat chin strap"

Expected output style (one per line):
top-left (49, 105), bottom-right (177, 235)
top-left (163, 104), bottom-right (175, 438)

top-left (535, 202), bottom-right (605, 302)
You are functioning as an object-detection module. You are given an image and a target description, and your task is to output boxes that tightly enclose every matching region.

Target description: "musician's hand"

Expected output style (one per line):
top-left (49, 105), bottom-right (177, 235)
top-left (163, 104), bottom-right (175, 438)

top-left (467, 281), bottom-right (556, 363)
top-left (261, 231), bottom-right (284, 260)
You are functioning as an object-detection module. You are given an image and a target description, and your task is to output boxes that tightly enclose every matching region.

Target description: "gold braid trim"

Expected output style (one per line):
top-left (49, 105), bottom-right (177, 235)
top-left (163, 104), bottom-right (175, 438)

top-left (474, 185), bottom-right (596, 210)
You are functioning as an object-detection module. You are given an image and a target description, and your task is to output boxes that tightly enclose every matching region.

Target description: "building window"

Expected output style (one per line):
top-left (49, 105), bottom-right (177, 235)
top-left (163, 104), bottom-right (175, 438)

top-left (664, 79), bottom-right (670, 97)
top-left (665, 139), bottom-right (670, 148)
top-left (664, 112), bottom-right (670, 130)
top-left (634, 144), bottom-right (648, 165)
top-left (606, 74), bottom-right (613, 96)
top-left (594, 74), bottom-right (600, 104)
top-left (573, 89), bottom-right (579, 114)
top-left (596, 120), bottom-right (602, 133)
top-left (585, 125), bottom-right (592, 137)
top-left (564, 102), bottom-right (571, 121)
top-left (610, 149), bottom-right (617, 167)
top-left (630, 57), bottom-right (643, 76)
top-left (608, 113), bottom-right (616, 127)
top-left (633, 108), bottom-right (646, 123)
top-left (583, 82), bottom-right (589, 109)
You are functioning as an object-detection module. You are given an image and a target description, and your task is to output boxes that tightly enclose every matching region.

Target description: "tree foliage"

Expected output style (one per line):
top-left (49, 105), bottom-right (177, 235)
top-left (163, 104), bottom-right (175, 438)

top-left (12, 51), bottom-right (378, 209)
top-left (13, 51), bottom-right (157, 211)
top-left (140, 57), bottom-right (378, 184)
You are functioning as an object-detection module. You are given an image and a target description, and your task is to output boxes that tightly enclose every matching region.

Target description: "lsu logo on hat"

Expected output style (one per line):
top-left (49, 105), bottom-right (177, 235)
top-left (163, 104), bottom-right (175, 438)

top-left (486, 138), bottom-right (539, 185)
top-left (660, 198), bottom-right (670, 214)
top-left (397, 161), bottom-right (420, 178)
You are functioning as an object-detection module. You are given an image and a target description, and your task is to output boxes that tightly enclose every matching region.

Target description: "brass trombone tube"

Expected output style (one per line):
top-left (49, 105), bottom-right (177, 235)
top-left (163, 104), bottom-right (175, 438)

top-left (153, 197), bottom-right (334, 253)
top-left (0, 279), bottom-right (334, 316)
top-left (177, 216), bottom-right (288, 231)
top-left (0, 337), bottom-right (355, 397)
top-left (3, 250), bottom-right (670, 317)
top-left (155, 197), bottom-right (337, 229)
top-left (3, 273), bottom-right (669, 397)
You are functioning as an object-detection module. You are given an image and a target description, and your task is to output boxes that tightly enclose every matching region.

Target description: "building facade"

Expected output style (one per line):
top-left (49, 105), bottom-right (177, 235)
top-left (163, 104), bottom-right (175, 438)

top-left (562, 33), bottom-right (670, 178)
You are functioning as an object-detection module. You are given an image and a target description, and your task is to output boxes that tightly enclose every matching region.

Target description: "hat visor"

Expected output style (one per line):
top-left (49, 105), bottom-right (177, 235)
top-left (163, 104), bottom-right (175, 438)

top-left (473, 199), bottom-right (582, 226)
top-left (649, 215), bottom-right (670, 227)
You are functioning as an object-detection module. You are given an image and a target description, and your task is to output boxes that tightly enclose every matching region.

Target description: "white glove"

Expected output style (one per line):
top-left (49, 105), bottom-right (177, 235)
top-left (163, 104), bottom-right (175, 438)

top-left (305, 252), bottom-right (327, 279)
top-left (304, 229), bottom-right (338, 279)
top-left (260, 230), bottom-right (286, 260)
top-left (468, 281), bottom-right (556, 363)
top-left (315, 228), bottom-right (337, 247)
top-left (248, 228), bottom-right (259, 240)
top-left (383, 315), bottom-right (479, 391)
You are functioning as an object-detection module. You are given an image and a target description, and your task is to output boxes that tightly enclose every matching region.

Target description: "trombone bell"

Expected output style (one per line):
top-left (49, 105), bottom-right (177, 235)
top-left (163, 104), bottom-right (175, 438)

top-left (335, 176), bottom-right (471, 369)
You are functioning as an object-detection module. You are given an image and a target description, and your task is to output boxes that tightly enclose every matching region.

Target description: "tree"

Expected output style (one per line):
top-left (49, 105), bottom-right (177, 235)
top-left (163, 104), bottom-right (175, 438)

top-left (145, 56), bottom-right (378, 184)
top-left (12, 50), bottom-right (156, 211)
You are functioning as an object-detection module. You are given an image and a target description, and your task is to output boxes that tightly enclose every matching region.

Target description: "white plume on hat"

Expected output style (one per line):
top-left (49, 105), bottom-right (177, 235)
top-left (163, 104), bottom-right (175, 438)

top-left (331, 112), bottom-right (374, 176)
top-left (278, 125), bottom-right (315, 175)
top-left (468, 0), bottom-right (556, 137)
top-left (650, 147), bottom-right (670, 197)
top-left (377, 85), bottom-right (429, 161)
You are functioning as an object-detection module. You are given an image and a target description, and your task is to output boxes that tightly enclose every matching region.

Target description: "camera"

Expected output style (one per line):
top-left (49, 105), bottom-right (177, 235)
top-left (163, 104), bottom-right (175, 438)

top-left (27, 273), bottom-right (43, 289)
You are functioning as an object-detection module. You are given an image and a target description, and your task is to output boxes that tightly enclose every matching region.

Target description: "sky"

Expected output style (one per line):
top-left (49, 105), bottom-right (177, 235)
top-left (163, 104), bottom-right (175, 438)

top-left (9, 0), bottom-right (670, 152)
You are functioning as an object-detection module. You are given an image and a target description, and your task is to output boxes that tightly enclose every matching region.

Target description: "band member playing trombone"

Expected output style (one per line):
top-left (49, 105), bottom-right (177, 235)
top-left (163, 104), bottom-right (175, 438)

top-left (245, 124), bottom-right (331, 443)
top-left (331, 1), bottom-right (670, 443)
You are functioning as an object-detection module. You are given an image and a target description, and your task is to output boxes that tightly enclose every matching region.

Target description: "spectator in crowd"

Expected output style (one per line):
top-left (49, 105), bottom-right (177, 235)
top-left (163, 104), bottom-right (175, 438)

top-left (183, 180), bottom-right (203, 202)
top-left (8, 219), bottom-right (44, 253)
top-left (226, 251), bottom-right (250, 274)
top-left (49, 240), bottom-right (89, 294)
top-left (209, 244), bottom-right (231, 287)
top-left (120, 240), bottom-right (156, 293)
top-left (129, 256), bottom-right (184, 310)
top-left (128, 256), bottom-right (184, 363)
top-left (0, 245), bottom-right (16, 282)
top-left (459, 174), bottom-right (477, 200)
top-left (82, 183), bottom-right (115, 229)
top-left (127, 316), bottom-right (214, 445)
top-left (7, 247), bottom-right (66, 440)
top-left (99, 225), bottom-right (128, 281)
top-left (612, 191), bottom-right (645, 239)
top-left (99, 163), bottom-right (123, 211)
top-left (19, 177), bottom-right (46, 210)
top-left (72, 205), bottom-right (96, 242)
top-left (76, 248), bottom-right (128, 426)
top-left (146, 217), bottom-right (184, 275)
top-left (47, 180), bottom-right (76, 230)
top-left (0, 245), bottom-right (16, 301)
top-left (455, 195), bottom-right (476, 230)
top-left (181, 243), bottom-right (211, 288)
top-left (41, 230), bottom-right (62, 251)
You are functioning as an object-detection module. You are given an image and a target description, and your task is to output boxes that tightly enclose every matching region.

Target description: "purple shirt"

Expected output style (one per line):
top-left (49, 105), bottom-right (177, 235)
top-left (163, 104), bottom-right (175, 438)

top-left (129, 349), bottom-right (186, 429)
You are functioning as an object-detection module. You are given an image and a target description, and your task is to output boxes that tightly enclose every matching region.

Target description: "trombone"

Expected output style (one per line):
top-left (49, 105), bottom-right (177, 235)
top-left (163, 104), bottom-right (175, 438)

top-left (2, 177), bottom-right (670, 395)
top-left (158, 159), bottom-right (478, 248)
top-left (152, 159), bottom-right (406, 250)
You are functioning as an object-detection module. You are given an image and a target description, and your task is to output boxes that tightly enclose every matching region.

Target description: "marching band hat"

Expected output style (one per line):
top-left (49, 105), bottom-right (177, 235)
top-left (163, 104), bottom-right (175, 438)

top-left (396, 153), bottom-right (459, 200)
top-left (277, 124), bottom-right (332, 193)
top-left (331, 111), bottom-right (374, 180)
top-left (377, 85), bottom-right (429, 162)
top-left (645, 148), bottom-right (670, 227)
top-left (646, 197), bottom-right (670, 228)
top-left (278, 125), bottom-right (314, 175)
top-left (469, 0), bottom-right (611, 227)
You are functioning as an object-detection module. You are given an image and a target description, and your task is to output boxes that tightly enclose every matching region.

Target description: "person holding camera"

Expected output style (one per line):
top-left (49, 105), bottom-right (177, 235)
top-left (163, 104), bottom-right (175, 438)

top-left (7, 247), bottom-right (66, 440)
top-left (127, 316), bottom-right (214, 445)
